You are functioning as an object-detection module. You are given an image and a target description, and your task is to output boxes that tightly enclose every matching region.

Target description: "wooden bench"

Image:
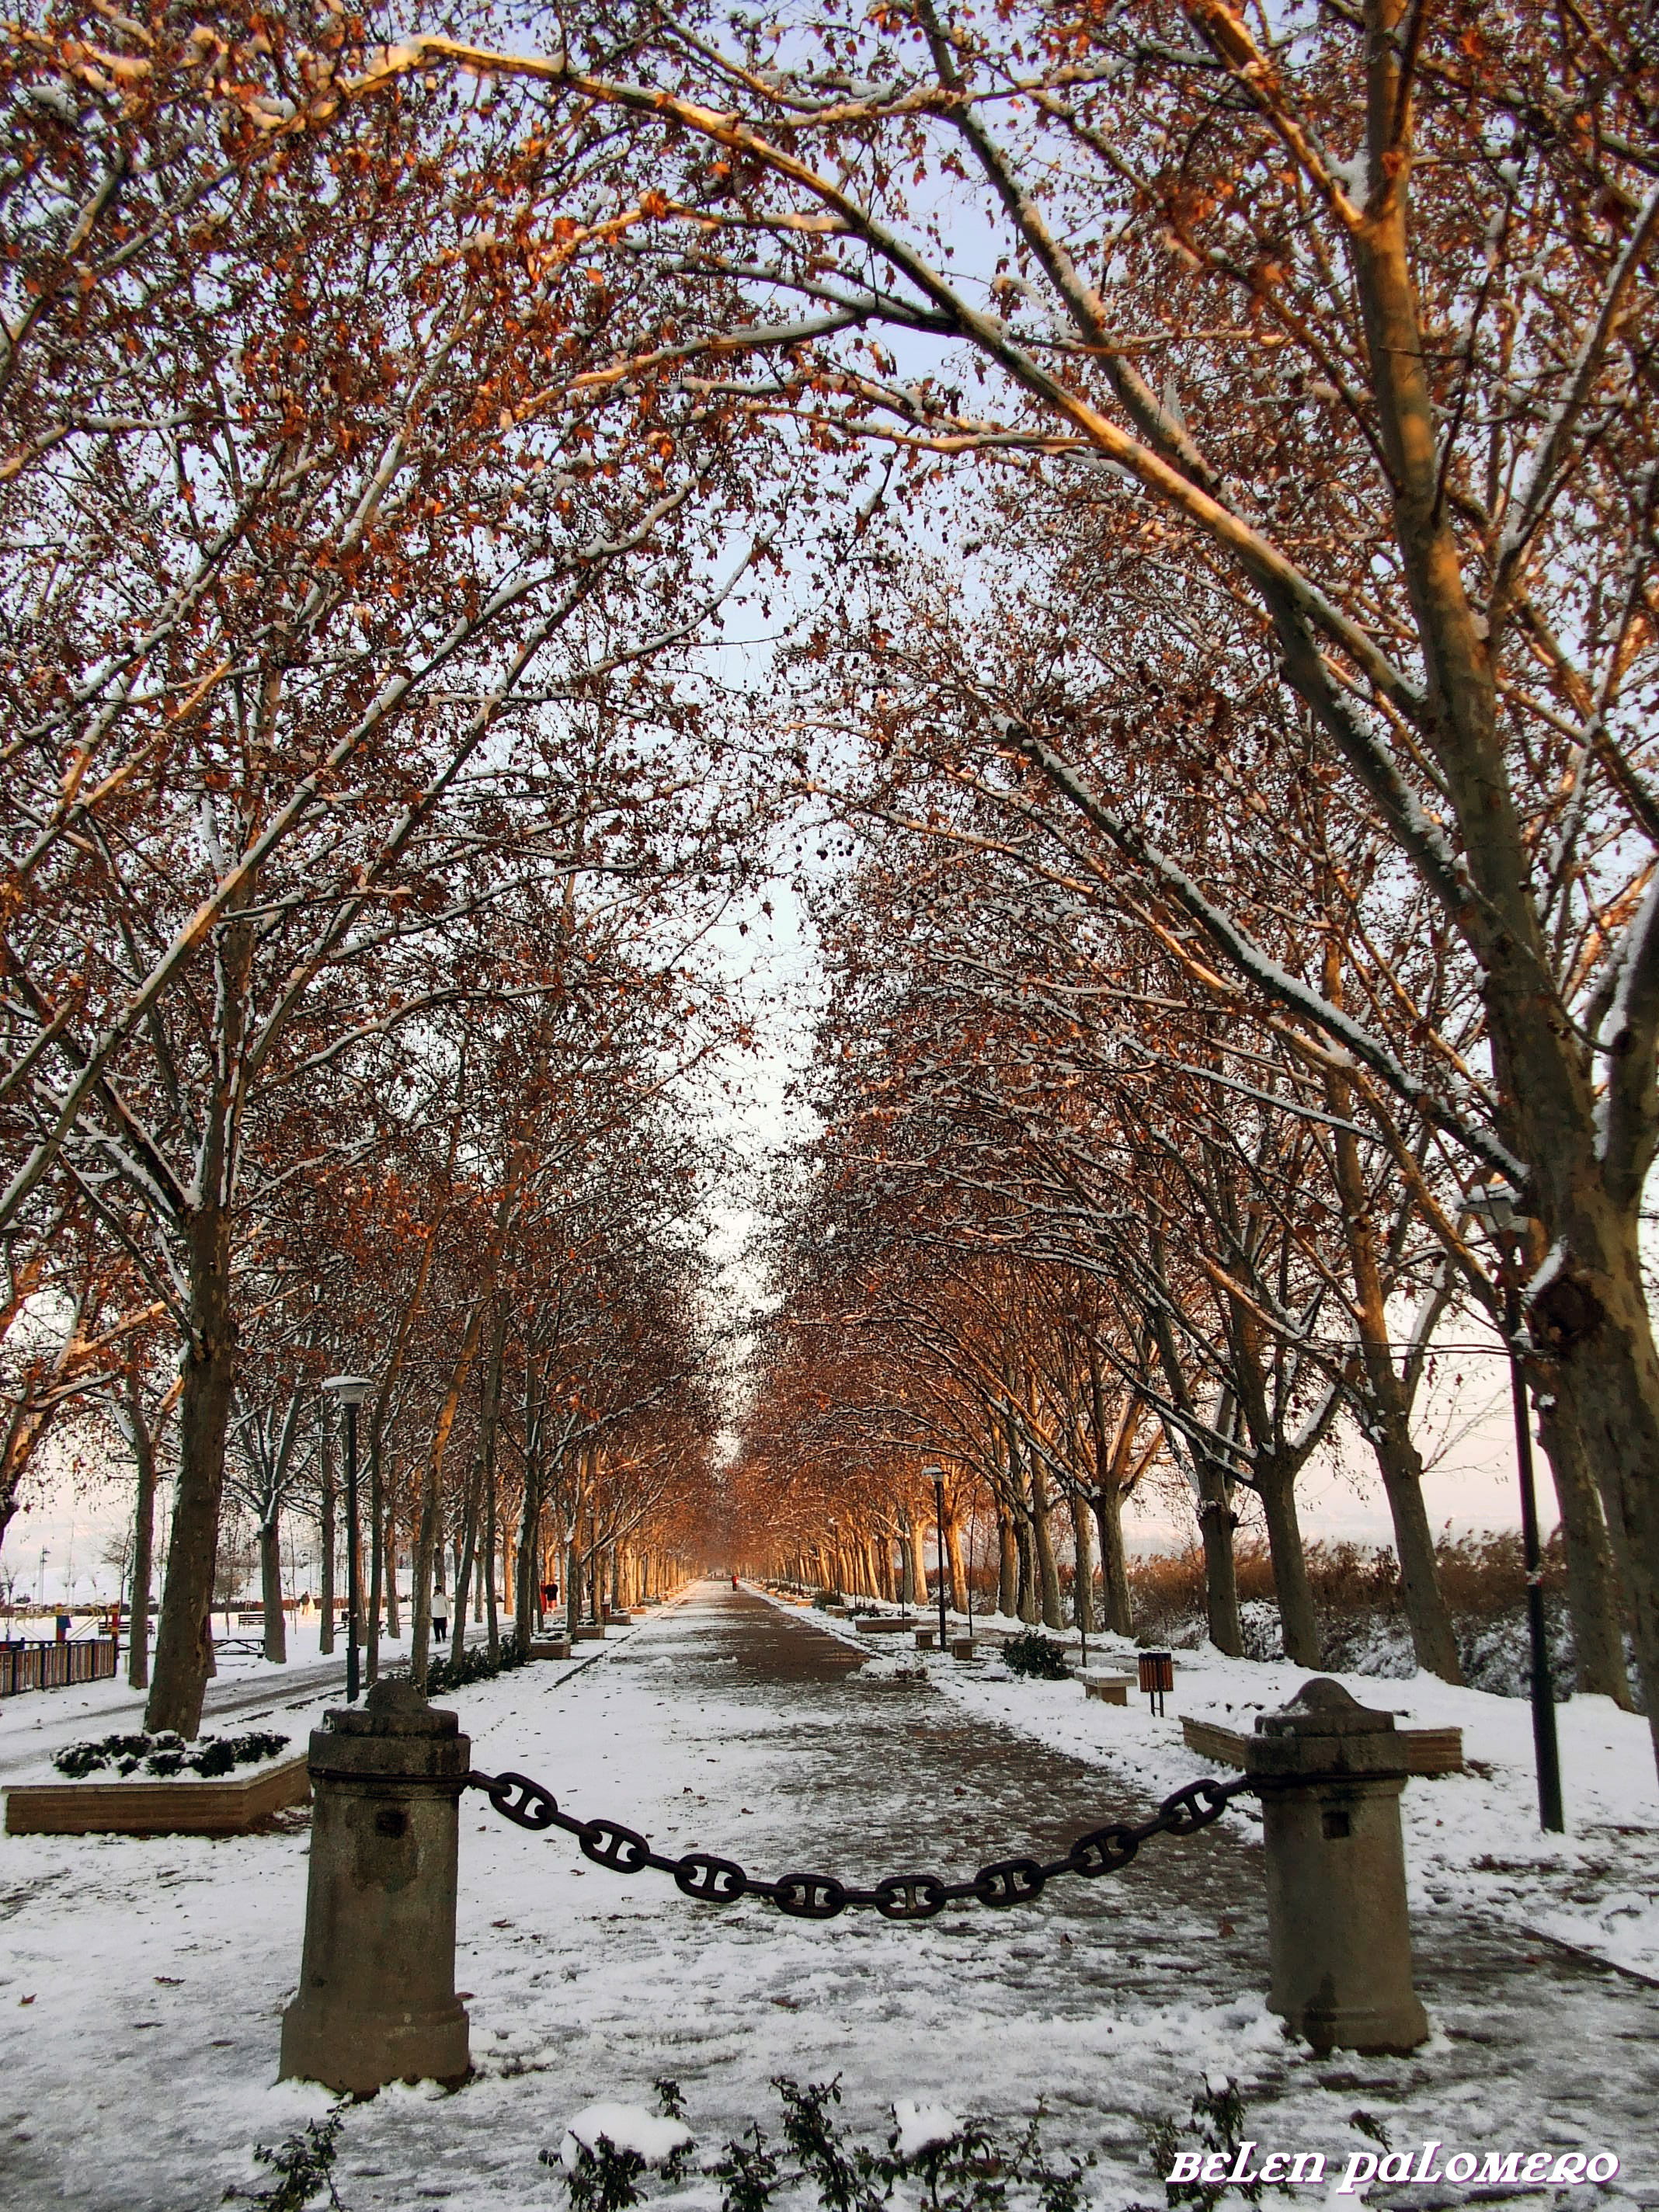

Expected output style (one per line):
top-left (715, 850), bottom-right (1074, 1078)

top-left (1181, 1715), bottom-right (1464, 1774)
top-left (854, 1617), bottom-right (913, 1636)
top-left (570, 1624), bottom-right (605, 1641)
top-left (528, 1637), bottom-right (572, 1661)
top-left (1084, 1678), bottom-right (1129, 1706)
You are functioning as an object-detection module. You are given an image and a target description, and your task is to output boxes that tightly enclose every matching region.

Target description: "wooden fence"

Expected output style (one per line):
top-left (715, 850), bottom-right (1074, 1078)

top-left (0, 1638), bottom-right (119, 1699)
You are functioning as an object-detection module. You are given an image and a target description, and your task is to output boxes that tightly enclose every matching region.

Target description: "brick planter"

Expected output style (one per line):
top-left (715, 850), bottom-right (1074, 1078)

top-left (854, 1617), bottom-right (911, 1636)
top-left (528, 1637), bottom-right (572, 1661)
top-left (571, 1624), bottom-right (606, 1641)
top-left (5, 1755), bottom-right (311, 1838)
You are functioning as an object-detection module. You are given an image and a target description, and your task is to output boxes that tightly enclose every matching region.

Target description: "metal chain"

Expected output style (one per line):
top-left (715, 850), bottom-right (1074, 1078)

top-left (465, 1766), bottom-right (1264, 1920)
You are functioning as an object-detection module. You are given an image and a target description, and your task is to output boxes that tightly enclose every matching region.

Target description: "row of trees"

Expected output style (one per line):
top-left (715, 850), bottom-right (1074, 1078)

top-left (733, 827), bottom-right (1631, 1706)
top-left (5, 2), bottom-right (1656, 1765)
top-left (0, 4), bottom-right (798, 1729)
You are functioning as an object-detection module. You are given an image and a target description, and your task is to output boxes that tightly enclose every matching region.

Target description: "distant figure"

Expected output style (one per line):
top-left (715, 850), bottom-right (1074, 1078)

top-left (541, 1579), bottom-right (558, 1609)
top-left (431, 1590), bottom-right (450, 1644)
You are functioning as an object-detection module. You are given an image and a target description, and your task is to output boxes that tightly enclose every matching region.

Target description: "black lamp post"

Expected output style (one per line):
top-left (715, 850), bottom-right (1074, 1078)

top-left (923, 1466), bottom-right (950, 1650)
top-left (323, 1375), bottom-right (372, 1705)
top-left (1468, 1183), bottom-right (1565, 1833)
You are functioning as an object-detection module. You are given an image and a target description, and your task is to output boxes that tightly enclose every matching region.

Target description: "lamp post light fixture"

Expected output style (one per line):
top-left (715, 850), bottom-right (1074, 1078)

top-left (1466, 1181), bottom-right (1565, 1833)
top-left (322, 1375), bottom-right (373, 1704)
top-left (923, 1466), bottom-right (948, 1653)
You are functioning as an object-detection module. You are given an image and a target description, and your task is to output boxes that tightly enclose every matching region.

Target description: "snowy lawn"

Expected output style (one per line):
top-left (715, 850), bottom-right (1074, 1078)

top-left (0, 1586), bottom-right (1652, 2212)
top-left (774, 1591), bottom-right (1659, 1985)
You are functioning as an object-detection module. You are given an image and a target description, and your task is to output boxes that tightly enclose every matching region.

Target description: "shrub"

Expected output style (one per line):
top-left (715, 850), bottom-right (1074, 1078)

top-left (812, 1590), bottom-right (846, 1611)
top-left (1149, 2076), bottom-right (1284, 2210)
top-left (54, 1728), bottom-right (288, 1780)
top-left (423, 1640), bottom-right (527, 1696)
top-left (225, 2100), bottom-right (349, 2210)
top-left (555, 2078), bottom-right (1088, 2212)
top-left (1002, 1632), bottom-right (1070, 1681)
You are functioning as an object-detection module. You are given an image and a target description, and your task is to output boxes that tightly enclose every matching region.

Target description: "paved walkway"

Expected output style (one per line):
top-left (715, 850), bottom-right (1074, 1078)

top-left (0, 1585), bottom-right (1653, 2210)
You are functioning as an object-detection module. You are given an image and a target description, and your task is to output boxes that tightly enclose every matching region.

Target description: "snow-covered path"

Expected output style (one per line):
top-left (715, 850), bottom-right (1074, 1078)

top-left (1, 1584), bottom-right (1653, 2211)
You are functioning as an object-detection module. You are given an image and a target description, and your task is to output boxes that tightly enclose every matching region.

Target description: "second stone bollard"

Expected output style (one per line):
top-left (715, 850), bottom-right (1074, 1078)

top-left (280, 1678), bottom-right (471, 2095)
top-left (1244, 1677), bottom-right (1430, 2057)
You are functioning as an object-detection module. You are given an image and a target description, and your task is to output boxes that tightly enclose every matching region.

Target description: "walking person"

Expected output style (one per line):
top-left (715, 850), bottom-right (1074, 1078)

top-left (431, 1586), bottom-right (450, 1646)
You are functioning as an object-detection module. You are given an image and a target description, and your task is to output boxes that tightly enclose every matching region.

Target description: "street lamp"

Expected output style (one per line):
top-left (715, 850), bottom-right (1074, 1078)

top-left (322, 1375), bottom-right (373, 1704)
top-left (1467, 1181), bottom-right (1564, 1832)
top-left (923, 1466), bottom-right (948, 1653)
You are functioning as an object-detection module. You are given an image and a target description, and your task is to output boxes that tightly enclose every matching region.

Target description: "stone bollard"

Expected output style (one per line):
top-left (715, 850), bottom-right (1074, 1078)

top-left (280, 1678), bottom-right (471, 2095)
top-left (1244, 1678), bottom-right (1428, 2057)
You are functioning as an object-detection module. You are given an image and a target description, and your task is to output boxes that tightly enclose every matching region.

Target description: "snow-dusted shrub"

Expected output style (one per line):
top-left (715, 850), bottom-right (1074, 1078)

top-left (1458, 1602), bottom-right (1574, 1701)
top-left (53, 1728), bottom-right (288, 1780)
top-left (1149, 2075), bottom-right (1281, 2210)
top-left (547, 2077), bottom-right (1090, 2212)
top-left (544, 2083), bottom-right (694, 2212)
top-left (225, 2098), bottom-right (348, 2209)
top-left (422, 1639), bottom-right (527, 1696)
top-left (1003, 1631), bottom-right (1070, 1680)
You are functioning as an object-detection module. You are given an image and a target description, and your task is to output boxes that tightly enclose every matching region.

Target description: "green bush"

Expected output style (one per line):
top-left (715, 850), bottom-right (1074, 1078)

top-left (1003, 1632), bottom-right (1070, 1681)
top-left (811, 1591), bottom-right (846, 1611)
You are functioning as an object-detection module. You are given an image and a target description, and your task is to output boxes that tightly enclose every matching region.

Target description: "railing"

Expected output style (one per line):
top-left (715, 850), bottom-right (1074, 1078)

top-left (0, 1637), bottom-right (118, 1699)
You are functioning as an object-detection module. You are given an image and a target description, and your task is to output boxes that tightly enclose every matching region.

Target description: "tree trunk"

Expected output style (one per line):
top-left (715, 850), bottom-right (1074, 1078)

top-left (1070, 1491), bottom-right (1095, 1633)
top-left (1014, 1509), bottom-right (1038, 1622)
top-left (384, 1507), bottom-right (400, 1638)
top-left (484, 1451), bottom-right (499, 1659)
top-left (317, 1406), bottom-right (335, 1657)
top-left (1030, 1462), bottom-right (1064, 1628)
top-left (146, 1205), bottom-right (236, 1739)
top-left (126, 1383), bottom-right (158, 1692)
top-left (367, 1424), bottom-right (384, 1683)
top-left (1365, 1408), bottom-right (1463, 1683)
top-left (454, 1453), bottom-right (481, 1652)
top-left (1537, 1372), bottom-right (1635, 1706)
top-left (411, 1483), bottom-right (436, 1690)
top-left (996, 1510), bottom-right (1018, 1617)
top-left (259, 1517), bottom-right (286, 1662)
top-left (944, 1515), bottom-right (968, 1615)
top-left (1323, 1022), bottom-right (1462, 1682)
top-left (1257, 1456), bottom-right (1320, 1665)
top-left (1538, 1174), bottom-right (1659, 1769)
top-left (516, 1469), bottom-right (541, 1654)
top-left (1195, 1464), bottom-right (1243, 1657)
top-left (1090, 1483), bottom-right (1133, 1637)
top-left (902, 1517), bottom-right (926, 1607)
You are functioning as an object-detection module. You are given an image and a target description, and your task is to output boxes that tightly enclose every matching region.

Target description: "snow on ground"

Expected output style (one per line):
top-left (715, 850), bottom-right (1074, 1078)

top-left (0, 1584), bottom-right (1654, 2212)
top-left (776, 1593), bottom-right (1659, 1985)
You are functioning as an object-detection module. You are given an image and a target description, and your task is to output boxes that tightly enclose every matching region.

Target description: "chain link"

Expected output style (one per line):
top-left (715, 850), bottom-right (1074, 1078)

top-left (466, 1765), bottom-right (1264, 1918)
